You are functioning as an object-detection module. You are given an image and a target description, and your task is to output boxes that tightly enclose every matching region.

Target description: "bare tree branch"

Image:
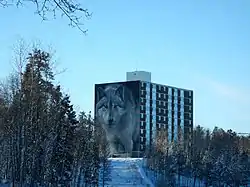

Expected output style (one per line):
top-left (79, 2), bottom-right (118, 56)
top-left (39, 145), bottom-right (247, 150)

top-left (0, 0), bottom-right (91, 34)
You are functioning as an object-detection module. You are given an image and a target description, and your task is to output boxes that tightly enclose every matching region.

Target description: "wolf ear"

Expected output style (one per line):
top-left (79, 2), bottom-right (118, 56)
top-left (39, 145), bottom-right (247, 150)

top-left (97, 87), bottom-right (105, 101)
top-left (115, 85), bottom-right (125, 101)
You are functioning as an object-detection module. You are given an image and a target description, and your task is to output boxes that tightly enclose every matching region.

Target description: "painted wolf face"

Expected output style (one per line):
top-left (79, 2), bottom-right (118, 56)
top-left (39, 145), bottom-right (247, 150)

top-left (96, 84), bottom-right (127, 129)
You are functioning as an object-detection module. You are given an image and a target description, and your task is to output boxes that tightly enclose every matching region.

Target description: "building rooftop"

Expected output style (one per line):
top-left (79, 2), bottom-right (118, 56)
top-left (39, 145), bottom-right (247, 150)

top-left (126, 71), bottom-right (151, 82)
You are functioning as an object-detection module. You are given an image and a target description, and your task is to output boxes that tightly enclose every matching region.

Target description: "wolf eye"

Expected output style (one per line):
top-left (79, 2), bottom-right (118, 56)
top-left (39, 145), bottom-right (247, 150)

top-left (113, 104), bottom-right (119, 109)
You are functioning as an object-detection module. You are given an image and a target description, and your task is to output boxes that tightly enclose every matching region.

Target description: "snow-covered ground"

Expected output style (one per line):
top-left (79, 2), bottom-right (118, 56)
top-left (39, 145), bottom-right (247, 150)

top-left (101, 158), bottom-right (154, 187)
top-left (142, 164), bottom-right (250, 187)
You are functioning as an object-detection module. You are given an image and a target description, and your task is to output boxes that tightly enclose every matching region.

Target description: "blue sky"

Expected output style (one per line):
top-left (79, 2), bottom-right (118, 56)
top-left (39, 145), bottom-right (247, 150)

top-left (1, 0), bottom-right (250, 133)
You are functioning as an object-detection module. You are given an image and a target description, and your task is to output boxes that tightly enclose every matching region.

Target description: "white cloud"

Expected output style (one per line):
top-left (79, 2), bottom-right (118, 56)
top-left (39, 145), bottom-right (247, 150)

top-left (191, 73), bottom-right (250, 132)
top-left (205, 78), bottom-right (250, 104)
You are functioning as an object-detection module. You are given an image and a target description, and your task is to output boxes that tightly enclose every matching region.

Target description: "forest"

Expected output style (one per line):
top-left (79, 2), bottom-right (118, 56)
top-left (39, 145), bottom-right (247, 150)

top-left (0, 48), bottom-right (110, 186)
top-left (0, 46), bottom-right (250, 187)
top-left (144, 126), bottom-right (250, 186)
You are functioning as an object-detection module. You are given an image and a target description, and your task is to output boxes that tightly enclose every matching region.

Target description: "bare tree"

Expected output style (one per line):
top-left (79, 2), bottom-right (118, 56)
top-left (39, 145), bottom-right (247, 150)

top-left (0, 0), bottom-right (91, 33)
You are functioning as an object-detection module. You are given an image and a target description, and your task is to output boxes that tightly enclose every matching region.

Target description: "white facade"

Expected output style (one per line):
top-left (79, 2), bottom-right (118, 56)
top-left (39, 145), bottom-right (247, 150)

top-left (126, 71), bottom-right (151, 82)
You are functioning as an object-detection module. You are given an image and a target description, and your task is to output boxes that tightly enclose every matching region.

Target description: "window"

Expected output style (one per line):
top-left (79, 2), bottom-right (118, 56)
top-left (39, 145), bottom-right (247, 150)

top-left (140, 113), bottom-right (144, 118)
top-left (164, 94), bottom-right (166, 99)
top-left (180, 112), bottom-right (184, 119)
top-left (168, 104), bottom-right (172, 111)
top-left (174, 89), bottom-right (178, 97)
top-left (174, 112), bottom-right (178, 119)
top-left (168, 112), bottom-right (172, 118)
top-left (180, 98), bottom-right (184, 105)
top-left (189, 113), bottom-right (192, 118)
top-left (189, 98), bottom-right (191, 104)
top-left (180, 90), bottom-right (184, 97)
top-left (164, 86), bottom-right (166, 92)
top-left (163, 116), bottom-right (166, 121)
top-left (163, 102), bottom-right (166, 107)
top-left (168, 118), bottom-right (172, 124)
top-left (158, 93), bottom-right (161, 98)
top-left (152, 93), bottom-right (156, 100)
top-left (174, 104), bottom-right (178, 111)
top-left (189, 120), bottom-right (192, 125)
top-left (168, 95), bottom-right (172, 102)
top-left (140, 105), bottom-right (144, 110)
top-left (141, 144), bottom-right (144, 150)
top-left (174, 119), bottom-right (177, 124)
top-left (152, 104), bottom-right (156, 111)
top-left (174, 99), bottom-right (178, 104)
top-left (152, 115), bottom-right (156, 120)
top-left (140, 121), bottom-right (144, 127)
top-left (168, 88), bottom-right (172, 95)
top-left (189, 106), bottom-right (192, 110)
top-left (152, 115), bottom-right (156, 121)
top-left (189, 91), bottom-right (192, 97)
top-left (180, 107), bottom-right (184, 112)
top-left (158, 116), bottom-right (161, 121)
top-left (153, 84), bottom-right (156, 90)
top-left (140, 129), bottom-right (143, 134)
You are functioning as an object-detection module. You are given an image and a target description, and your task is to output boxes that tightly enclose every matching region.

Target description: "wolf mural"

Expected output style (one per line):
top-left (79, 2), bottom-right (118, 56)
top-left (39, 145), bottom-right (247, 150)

top-left (95, 83), bottom-right (139, 156)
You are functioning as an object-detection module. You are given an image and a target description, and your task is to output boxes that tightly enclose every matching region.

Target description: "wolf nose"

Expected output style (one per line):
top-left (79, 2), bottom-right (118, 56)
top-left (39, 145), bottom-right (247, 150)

top-left (108, 118), bottom-right (113, 124)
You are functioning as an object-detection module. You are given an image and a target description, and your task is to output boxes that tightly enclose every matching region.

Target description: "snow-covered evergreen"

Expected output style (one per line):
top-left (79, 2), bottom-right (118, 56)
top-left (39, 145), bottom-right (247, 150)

top-left (0, 48), bottom-right (109, 186)
top-left (143, 126), bottom-right (250, 187)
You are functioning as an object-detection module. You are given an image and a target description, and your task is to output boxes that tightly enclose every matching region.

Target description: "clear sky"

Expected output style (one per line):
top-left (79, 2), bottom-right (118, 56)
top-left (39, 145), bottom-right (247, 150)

top-left (0, 0), bottom-right (250, 133)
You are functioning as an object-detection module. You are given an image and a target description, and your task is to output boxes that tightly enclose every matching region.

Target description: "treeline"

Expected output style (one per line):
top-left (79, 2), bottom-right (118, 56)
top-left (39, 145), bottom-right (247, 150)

top-left (0, 48), bottom-right (111, 186)
top-left (145, 126), bottom-right (250, 187)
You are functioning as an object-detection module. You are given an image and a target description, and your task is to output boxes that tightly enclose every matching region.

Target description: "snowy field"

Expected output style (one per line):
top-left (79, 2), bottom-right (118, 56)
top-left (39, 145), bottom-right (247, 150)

top-left (100, 158), bottom-right (154, 187)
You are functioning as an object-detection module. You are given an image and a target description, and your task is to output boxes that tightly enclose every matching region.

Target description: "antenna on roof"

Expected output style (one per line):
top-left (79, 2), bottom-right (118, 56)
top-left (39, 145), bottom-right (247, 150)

top-left (135, 59), bottom-right (138, 72)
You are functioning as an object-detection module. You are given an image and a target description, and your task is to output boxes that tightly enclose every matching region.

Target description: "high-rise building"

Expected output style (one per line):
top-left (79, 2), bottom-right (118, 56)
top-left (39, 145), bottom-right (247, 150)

top-left (94, 71), bottom-right (193, 157)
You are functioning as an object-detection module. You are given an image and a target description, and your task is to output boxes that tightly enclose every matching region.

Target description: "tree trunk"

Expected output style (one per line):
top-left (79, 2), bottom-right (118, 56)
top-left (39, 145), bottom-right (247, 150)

top-left (102, 164), bottom-right (105, 187)
top-left (178, 171), bottom-right (181, 187)
top-left (193, 175), bottom-right (196, 187)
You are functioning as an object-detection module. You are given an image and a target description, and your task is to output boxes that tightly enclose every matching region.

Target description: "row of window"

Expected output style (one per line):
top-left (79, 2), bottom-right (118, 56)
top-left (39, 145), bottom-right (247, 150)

top-left (142, 113), bottom-right (192, 120)
top-left (141, 105), bottom-right (192, 114)
top-left (142, 112), bottom-right (187, 119)
top-left (141, 83), bottom-right (192, 97)
top-left (141, 104), bottom-right (184, 110)
top-left (155, 122), bottom-right (185, 129)
top-left (141, 97), bottom-right (192, 105)
top-left (144, 107), bottom-right (176, 115)
top-left (150, 91), bottom-right (186, 99)
top-left (140, 115), bottom-right (192, 125)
